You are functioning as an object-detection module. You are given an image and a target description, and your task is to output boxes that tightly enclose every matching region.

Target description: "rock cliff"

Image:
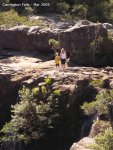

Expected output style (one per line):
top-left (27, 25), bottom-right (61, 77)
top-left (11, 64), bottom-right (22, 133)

top-left (0, 50), bottom-right (113, 132)
top-left (0, 26), bottom-right (58, 51)
top-left (1, 20), bottom-right (113, 66)
top-left (70, 137), bottom-right (95, 150)
top-left (59, 21), bottom-right (113, 67)
top-left (1, 19), bottom-right (113, 150)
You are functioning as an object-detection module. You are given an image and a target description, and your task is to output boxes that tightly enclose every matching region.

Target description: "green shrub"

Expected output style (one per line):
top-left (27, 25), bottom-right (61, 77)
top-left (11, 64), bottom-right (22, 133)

top-left (106, 32), bottom-right (113, 46)
top-left (90, 36), bottom-right (103, 47)
top-left (49, 39), bottom-right (60, 52)
top-left (90, 79), bottom-right (104, 88)
top-left (89, 128), bottom-right (113, 150)
top-left (0, 79), bottom-right (62, 143)
top-left (81, 101), bottom-right (98, 115)
top-left (0, 10), bottom-right (26, 28)
top-left (0, 10), bottom-right (47, 28)
top-left (32, 87), bottom-right (39, 96)
top-left (44, 76), bottom-right (52, 85)
top-left (1, 86), bottom-right (39, 142)
top-left (90, 120), bottom-right (111, 137)
top-left (0, 86), bottom-right (51, 142)
top-left (0, 77), bottom-right (79, 145)
top-left (71, 4), bottom-right (88, 19)
top-left (22, 6), bottom-right (33, 16)
top-left (109, 12), bottom-right (113, 24)
top-left (62, 13), bottom-right (74, 21)
top-left (57, 2), bottom-right (70, 14)
top-left (53, 89), bottom-right (60, 96)
top-left (41, 85), bottom-right (48, 95)
top-left (81, 90), bottom-right (113, 115)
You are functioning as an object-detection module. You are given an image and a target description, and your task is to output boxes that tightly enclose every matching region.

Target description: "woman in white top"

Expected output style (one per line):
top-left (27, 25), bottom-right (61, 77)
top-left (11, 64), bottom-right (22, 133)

top-left (60, 48), bottom-right (67, 71)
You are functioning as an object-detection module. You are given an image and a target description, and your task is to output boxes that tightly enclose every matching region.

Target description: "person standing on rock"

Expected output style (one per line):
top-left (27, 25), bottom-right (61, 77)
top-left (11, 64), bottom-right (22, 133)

top-left (55, 52), bottom-right (60, 70)
top-left (60, 48), bottom-right (67, 71)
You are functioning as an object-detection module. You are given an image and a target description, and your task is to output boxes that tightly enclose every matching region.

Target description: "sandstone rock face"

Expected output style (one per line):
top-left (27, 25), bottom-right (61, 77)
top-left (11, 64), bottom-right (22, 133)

top-left (1, 50), bottom-right (113, 150)
top-left (102, 23), bottom-right (113, 30)
top-left (59, 23), bottom-right (113, 67)
top-left (70, 137), bottom-right (95, 150)
top-left (0, 50), bottom-right (54, 128)
top-left (75, 20), bottom-right (93, 28)
top-left (90, 120), bottom-right (110, 137)
top-left (29, 15), bottom-right (77, 29)
top-left (1, 50), bottom-right (113, 129)
top-left (0, 25), bottom-right (58, 51)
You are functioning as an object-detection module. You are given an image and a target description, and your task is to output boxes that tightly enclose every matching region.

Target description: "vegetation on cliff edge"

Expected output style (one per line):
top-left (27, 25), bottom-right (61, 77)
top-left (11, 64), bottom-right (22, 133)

top-left (0, 77), bottom-right (79, 147)
top-left (1, 0), bottom-right (113, 23)
top-left (81, 85), bottom-right (113, 150)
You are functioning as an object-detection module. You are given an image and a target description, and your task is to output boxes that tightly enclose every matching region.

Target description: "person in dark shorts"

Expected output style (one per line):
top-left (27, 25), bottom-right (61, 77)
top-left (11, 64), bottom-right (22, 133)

top-left (60, 48), bottom-right (67, 71)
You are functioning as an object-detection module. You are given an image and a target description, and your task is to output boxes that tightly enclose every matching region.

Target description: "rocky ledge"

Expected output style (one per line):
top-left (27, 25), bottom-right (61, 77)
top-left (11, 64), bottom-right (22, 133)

top-left (70, 137), bottom-right (95, 150)
top-left (1, 20), bottom-right (113, 66)
top-left (0, 50), bottom-right (113, 137)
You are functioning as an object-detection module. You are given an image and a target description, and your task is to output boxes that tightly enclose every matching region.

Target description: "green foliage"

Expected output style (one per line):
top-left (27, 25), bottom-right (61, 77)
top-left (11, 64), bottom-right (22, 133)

top-left (107, 32), bottom-right (113, 44)
top-left (1, 86), bottom-right (40, 142)
top-left (1, 0), bottom-right (113, 23)
top-left (22, 6), bottom-right (33, 16)
top-left (0, 85), bottom-right (51, 142)
top-left (90, 33), bottom-right (104, 65)
top-left (62, 13), bottom-right (74, 21)
top-left (53, 89), bottom-right (60, 96)
top-left (0, 78), bottom-right (66, 143)
top-left (0, 10), bottom-right (26, 28)
top-left (0, 75), bottom-right (80, 145)
top-left (18, 85), bottom-right (34, 102)
top-left (0, 10), bottom-right (47, 28)
top-left (49, 39), bottom-right (60, 52)
top-left (57, 2), bottom-right (70, 14)
top-left (81, 101), bottom-right (98, 115)
top-left (90, 36), bottom-right (103, 50)
top-left (89, 128), bottom-right (113, 150)
top-left (81, 90), bottom-right (113, 115)
top-left (71, 4), bottom-right (88, 19)
top-left (0, 121), bottom-right (24, 142)
top-left (90, 120), bottom-right (111, 137)
top-left (90, 79), bottom-right (104, 88)
top-left (41, 85), bottom-right (48, 95)
top-left (44, 76), bottom-right (52, 85)
top-left (32, 87), bottom-right (39, 96)
top-left (82, 88), bottom-right (113, 150)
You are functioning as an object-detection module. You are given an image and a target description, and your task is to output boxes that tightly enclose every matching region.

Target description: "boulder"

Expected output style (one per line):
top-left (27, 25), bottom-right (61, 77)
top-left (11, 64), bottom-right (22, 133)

top-left (102, 23), bottom-right (113, 30)
top-left (59, 22), bottom-right (113, 67)
top-left (75, 20), bottom-right (94, 27)
top-left (49, 21), bottom-right (74, 29)
top-left (0, 25), bottom-right (58, 51)
top-left (70, 137), bottom-right (95, 150)
top-left (90, 120), bottom-right (110, 137)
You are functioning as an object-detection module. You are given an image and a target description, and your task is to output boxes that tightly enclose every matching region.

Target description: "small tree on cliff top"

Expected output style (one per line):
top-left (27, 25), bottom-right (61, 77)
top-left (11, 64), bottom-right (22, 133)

top-left (49, 39), bottom-right (60, 53)
top-left (0, 77), bottom-right (79, 145)
top-left (1, 86), bottom-right (44, 142)
top-left (0, 78), bottom-right (65, 143)
top-left (81, 89), bottom-right (113, 116)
